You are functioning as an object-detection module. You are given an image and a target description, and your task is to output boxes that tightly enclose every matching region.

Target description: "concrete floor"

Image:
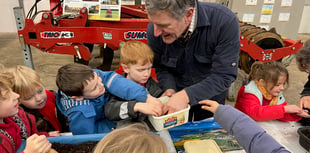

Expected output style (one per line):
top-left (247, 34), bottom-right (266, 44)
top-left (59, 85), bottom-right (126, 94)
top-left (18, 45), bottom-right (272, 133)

top-left (0, 32), bottom-right (310, 106)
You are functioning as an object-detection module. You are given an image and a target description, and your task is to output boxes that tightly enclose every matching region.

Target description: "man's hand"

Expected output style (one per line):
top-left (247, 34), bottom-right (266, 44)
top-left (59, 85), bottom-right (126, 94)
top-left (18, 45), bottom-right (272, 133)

top-left (300, 96), bottom-right (310, 109)
top-left (161, 89), bottom-right (176, 97)
top-left (163, 90), bottom-right (189, 114)
top-left (297, 109), bottom-right (310, 118)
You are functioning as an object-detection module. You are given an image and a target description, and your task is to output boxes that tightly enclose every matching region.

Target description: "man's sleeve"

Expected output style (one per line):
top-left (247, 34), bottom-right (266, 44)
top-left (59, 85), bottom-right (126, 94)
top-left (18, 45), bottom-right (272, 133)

top-left (301, 75), bottom-right (310, 96)
top-left (185, 15), bottom-right (240, 104)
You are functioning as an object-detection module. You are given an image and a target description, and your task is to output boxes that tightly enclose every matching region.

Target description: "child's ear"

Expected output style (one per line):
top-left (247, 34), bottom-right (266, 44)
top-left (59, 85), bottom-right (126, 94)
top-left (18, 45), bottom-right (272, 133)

top-left (122, 64), bottom-right (129, 73)
top-left (258, 79), bottom-right (266, 86)
top-left (71, 96), bottom-right (84, 101)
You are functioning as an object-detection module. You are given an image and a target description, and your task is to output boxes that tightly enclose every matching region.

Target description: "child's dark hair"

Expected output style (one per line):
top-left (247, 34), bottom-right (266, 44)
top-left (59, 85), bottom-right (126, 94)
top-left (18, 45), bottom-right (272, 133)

top-left (56, 63), bottom-right (95, 96)
top-left (248, 61), bottom-right (289, 88)
top-left (296, 39), bottom-right (310, 72)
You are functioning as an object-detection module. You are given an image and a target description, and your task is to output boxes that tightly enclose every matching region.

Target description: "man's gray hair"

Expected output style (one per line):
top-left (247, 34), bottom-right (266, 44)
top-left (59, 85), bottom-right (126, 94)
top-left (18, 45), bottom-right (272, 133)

top-left (145, 0), bottom-right (195, 21)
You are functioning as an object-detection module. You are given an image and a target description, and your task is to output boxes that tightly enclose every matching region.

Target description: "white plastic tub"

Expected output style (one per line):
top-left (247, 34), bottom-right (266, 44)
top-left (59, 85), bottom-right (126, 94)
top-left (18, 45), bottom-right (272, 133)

top-left (148, 96), bottom-right (190, 131)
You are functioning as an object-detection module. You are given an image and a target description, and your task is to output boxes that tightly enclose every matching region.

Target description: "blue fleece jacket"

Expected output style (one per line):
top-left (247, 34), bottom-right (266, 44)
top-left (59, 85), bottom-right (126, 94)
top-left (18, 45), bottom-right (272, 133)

top-left (56, 69), bottom-right (148, 135)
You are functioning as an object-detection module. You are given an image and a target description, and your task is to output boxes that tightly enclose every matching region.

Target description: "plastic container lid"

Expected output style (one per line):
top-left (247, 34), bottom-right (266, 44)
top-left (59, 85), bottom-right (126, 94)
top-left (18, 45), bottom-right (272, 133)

top-left (184, 139), bottom-right (222, 153)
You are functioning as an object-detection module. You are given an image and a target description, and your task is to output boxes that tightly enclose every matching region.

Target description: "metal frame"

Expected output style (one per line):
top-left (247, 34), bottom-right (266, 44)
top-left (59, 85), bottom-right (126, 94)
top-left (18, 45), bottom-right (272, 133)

top-left (14, 7), bottom-right (34, 69)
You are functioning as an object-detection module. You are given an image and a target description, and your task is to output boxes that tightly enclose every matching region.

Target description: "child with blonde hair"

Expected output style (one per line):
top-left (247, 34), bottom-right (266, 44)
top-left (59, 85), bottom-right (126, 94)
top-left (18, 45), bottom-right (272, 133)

top-left (0, 71), bottom-right (52, 153)
top-left (104, 41), bottom-right (164, 127)
top-left (93, 123), bottom-right (168, 153)
top-left (5, 65), bottom-right (66, 136)
top-left (235, 61), bottom-right (309, 121)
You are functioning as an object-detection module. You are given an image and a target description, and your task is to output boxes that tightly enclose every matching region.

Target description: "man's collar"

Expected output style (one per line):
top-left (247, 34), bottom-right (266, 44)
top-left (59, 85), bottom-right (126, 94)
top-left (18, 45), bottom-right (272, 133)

top-left (181, 4), bottom-right (197, 40)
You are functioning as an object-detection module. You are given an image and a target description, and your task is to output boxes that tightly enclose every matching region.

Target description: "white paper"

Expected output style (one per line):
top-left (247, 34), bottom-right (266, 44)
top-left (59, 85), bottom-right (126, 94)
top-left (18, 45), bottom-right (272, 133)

top-left (278, 12), bottom-right (290, 21)
top-left (260, 15), bottom-right (272, 23)
top-left (246, 0), bottom-right (257, 5)
top-left (281, 0), bottom-right (293, 6)
top-left (264, 0), bottom-right (275, 4)
top-left (63, 0), bottom-right (121, 21)
top-left (242, 14), bottom-right (255, 22)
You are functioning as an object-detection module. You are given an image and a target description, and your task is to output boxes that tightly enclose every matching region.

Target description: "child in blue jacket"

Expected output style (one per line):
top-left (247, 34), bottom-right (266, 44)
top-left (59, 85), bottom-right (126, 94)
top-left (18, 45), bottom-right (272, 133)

top-left (56, 63), bottom-right (162, 135)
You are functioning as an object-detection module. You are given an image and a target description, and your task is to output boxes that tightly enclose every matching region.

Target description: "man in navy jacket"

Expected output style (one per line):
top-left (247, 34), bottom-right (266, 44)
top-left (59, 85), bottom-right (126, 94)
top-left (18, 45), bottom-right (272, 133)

top-left (145, 0), bottom-right (240, 120)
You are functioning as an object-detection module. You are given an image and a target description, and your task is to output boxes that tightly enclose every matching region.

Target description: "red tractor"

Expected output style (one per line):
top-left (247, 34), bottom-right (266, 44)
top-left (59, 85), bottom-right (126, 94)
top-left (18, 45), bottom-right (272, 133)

top-left (15, 0), bottom-right (303, 100)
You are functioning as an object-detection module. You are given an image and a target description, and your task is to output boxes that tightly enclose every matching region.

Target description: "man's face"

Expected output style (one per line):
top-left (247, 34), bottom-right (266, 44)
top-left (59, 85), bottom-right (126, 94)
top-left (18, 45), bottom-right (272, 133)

top-left (148, 9), bottom-right (193, 44)
top-left (82, 72), bottom-right (105, 99)
top-left (123, 62), bottom-right (152, 84)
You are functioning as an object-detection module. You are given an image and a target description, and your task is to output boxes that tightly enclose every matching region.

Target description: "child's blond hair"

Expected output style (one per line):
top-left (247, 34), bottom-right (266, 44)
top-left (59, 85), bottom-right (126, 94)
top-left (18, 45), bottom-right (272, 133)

top-left (5, 65), bottom-right (43, 99)
top-left (0, 72), bottom-right (14, 101)
top-left (93, 123), bottom-right (168, 153)
top-left (120, 41), bottom-right (154, 65)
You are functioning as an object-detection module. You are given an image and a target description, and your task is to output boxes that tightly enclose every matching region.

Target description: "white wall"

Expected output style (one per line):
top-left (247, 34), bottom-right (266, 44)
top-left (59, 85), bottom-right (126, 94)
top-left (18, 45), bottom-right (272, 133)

top-left (299, 5), bottom-right (310, 33)
top-left (0, 0), bottom-right (50, 32)
top-left (0, 1), bottom-right (20, 32)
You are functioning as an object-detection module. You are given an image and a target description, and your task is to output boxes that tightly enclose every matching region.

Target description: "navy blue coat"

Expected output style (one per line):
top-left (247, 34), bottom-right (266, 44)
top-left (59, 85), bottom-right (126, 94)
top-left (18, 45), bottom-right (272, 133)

top-left (147, 2), bottom-right (240, 105)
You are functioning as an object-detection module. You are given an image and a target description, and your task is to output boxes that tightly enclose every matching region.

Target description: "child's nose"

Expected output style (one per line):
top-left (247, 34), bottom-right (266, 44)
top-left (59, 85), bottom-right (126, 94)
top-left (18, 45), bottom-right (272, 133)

top-left (35, 94), bottom-right (42, 101)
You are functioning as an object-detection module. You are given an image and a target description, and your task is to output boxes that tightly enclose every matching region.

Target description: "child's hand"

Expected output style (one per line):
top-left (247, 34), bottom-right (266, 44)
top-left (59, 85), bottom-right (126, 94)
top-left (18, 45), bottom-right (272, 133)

top-left (24, 134), bottom-right (52, 153)
top-left (49, 131), bottom-right (60, 137)
top-left (297, 109), bottom-right (310, 118)
top-left (134, 102), bottom-right (163, 117)
top-left (300, 96), bottom-right (310, 109)
top-left (198, 100), bottom-right (220, 113)
top-left (146, 94), bottom-right (164, 108)
top-left (284, 105), bottom-right (302, 113)
top-left (161, 89), bottom-right (176, 97)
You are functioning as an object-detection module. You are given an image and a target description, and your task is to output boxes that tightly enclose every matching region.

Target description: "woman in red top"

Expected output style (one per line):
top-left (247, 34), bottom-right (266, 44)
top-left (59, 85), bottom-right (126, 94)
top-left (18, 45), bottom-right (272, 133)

top-left (235, 61), bottom-right (310, 121)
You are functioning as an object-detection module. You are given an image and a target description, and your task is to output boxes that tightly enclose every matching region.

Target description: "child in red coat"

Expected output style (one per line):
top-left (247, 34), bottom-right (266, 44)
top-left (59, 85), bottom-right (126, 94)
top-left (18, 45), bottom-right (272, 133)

top-left (235, 61), bottom-right (310, 121)
top-left (6, 65), bottom-right (68, 134)
top-left (0, 71), bottom-right (51, 153)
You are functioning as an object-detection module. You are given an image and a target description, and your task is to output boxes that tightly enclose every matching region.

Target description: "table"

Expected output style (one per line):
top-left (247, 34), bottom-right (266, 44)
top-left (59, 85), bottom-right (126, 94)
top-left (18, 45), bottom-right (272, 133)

top-left (227, 120), bottom-right (307, 153)
top-left (160, 119), bottom-right (307, 153)
top-left (257, 120), bottom-right (307, 152)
